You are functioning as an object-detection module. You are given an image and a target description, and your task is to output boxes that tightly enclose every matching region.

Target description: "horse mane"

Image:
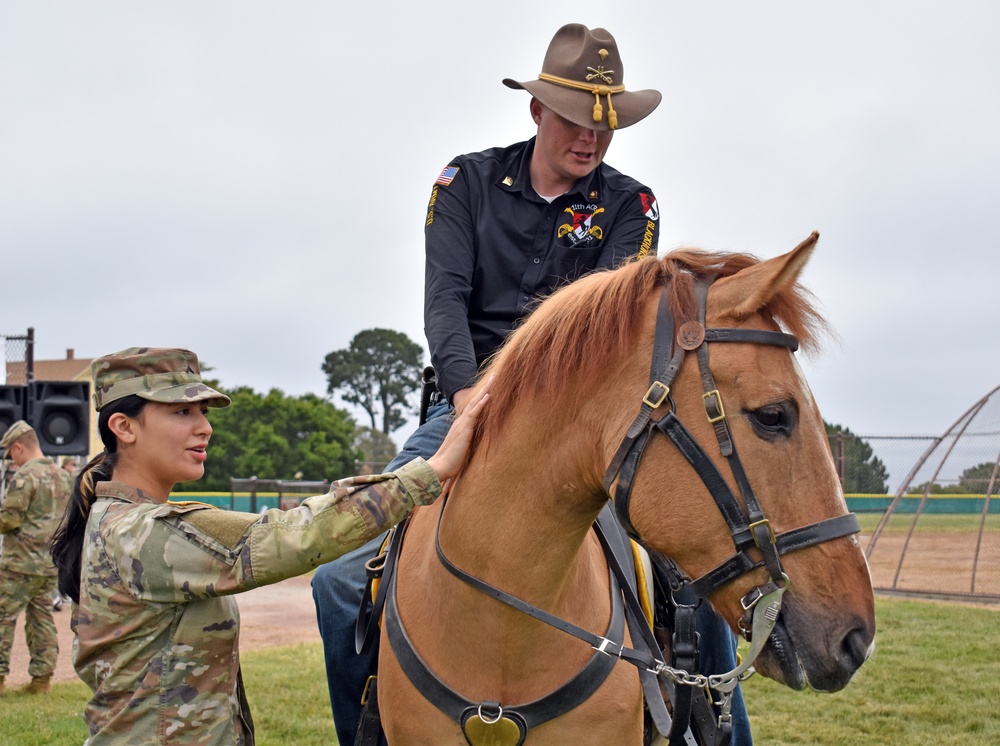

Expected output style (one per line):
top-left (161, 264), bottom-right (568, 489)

top-left (467, 249), bottom-right (828, 451)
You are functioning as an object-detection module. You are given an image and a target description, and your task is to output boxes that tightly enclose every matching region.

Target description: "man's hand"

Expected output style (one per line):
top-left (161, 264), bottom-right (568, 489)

top-left (426, 378), bottom-right (492, 485)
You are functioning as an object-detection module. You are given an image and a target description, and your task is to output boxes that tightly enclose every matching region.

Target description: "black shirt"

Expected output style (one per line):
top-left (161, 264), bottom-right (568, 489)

top-left (423, 137), bottom-right (660, 401)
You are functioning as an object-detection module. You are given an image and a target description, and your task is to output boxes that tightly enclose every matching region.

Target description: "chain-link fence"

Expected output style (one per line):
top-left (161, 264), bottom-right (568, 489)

top-left (828, 432), bottom-right (940, 497)
top-left (850, 386), bottom-right (1000, 602)
top-left (2, 330), bottom-right (33, 386)
top-left (1, 331), bottom-right (33, 515)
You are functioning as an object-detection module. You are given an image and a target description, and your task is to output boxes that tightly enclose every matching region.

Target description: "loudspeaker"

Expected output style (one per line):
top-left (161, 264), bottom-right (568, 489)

top-left (28, 380), bottom-right (91, 455)
top-left (0, 385), bottom-right (27, 435)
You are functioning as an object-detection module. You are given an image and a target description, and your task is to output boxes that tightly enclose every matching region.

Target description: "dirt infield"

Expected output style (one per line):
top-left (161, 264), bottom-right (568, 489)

top-left (5, 573), bottom-right (321, 687)
top-left (864, 529), bottom-right (1000, 598)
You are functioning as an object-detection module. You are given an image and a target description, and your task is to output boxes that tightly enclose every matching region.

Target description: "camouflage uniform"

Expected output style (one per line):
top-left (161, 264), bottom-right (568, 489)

top-left (0, 456), bottom-right (73, 678)
top-left (74, 458), bottom-right (440, 746)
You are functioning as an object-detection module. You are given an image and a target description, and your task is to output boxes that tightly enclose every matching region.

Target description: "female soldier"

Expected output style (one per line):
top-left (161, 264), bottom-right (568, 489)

top-left (50, 347), bottom-right (488, 745)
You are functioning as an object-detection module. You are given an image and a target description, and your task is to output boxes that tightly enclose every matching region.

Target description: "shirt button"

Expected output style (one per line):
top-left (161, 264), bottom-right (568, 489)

top-left (533, 258), bottom-right (540, 264)
top-left (522, 295), bottom-right (530, 302)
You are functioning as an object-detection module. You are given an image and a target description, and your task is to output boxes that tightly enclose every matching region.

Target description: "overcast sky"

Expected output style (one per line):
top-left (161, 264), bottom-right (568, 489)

top-left (2, 1), bottom-right (998, 449)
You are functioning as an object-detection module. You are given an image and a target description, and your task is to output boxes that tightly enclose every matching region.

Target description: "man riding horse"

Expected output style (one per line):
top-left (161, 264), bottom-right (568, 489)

top-left (311, 23), bottom-right (753, 745)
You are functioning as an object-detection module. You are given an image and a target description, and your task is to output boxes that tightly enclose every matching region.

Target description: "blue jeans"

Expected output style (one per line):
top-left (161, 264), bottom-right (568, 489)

top-left (312, 401), bottom-right (452, 746)
top-left (697, 602), bottom-right (752, 745)
top-left (311, 400), bottom-right (751, 745)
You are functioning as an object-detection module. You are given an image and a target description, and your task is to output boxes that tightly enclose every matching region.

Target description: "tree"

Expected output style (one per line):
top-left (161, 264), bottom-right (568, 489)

top-left (353, 426), bottom-right (398, 463)
top-left (959, 461), bottom-right (999, 494)
top-left (322, 328), bottom-right (423, 434)
top-left (192, 384), bottom-right (360, 492)
top-left (825, 422), bottom-right (890, 494)
top-left (909, 462), bottom-right (999, 495)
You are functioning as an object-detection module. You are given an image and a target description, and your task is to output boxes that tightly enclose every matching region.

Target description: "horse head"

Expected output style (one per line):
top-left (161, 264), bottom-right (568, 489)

top-left (606, 233), bottom-right (876, 693)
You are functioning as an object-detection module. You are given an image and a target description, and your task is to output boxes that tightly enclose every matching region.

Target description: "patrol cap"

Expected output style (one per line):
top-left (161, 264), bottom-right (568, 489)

top-left (503, 23), bottom-right (661, 131)
top-left (91, 347), bottom-right (231, 412)
top-left (1, 420), bottom-right (33, 455)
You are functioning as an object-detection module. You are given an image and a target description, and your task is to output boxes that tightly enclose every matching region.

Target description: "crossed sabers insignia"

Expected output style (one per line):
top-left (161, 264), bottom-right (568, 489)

top-left (586, 66), bottom-right (614, 85)
top-left (557, 207), bottom-right (605, 240)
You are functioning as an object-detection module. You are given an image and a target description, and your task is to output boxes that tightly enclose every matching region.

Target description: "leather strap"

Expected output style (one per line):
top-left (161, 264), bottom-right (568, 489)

top-left (355, 518), bottom-right (409, 655)
top-left (603, 285), bottom-right (683, 496)
top-left (353, 676), bottom-right (384, 746)
top-left (434, 499), bottom-right (661, 673)
top-left (689, 513), bottom-right (861, 598)
top-left (596, 508), bottom-right (694, 744)
top-left (386, 504), bottom-right (630, 731)
top-left (705, 328), bottom-right (798, 350)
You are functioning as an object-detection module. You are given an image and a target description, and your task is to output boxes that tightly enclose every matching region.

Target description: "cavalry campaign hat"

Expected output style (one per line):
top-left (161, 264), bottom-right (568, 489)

top-left (91, 347), bottom-right (231, 411)
top-left (503, 23), bottom-right (661, 131)
top-left (1, 420), bottom-right (33, 456)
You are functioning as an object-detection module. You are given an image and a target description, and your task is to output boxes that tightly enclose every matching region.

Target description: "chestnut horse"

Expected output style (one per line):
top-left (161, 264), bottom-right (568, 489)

top-left (377, 235), bottom-right (876, 745)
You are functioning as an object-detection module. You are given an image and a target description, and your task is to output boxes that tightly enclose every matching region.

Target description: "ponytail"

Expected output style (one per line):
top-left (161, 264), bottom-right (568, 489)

top-left (49, 394), bottom-right (147, 603)
top-left (51, 452), bottom-right (114, 602)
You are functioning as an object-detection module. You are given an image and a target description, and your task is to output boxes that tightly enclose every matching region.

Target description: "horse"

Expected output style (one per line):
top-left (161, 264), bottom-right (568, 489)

top-left (375, 234), bottom-right (876, 745)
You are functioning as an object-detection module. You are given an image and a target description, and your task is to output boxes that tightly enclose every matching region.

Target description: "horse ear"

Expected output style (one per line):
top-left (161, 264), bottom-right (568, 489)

top-left (709, 231), bottom-right (819, 318)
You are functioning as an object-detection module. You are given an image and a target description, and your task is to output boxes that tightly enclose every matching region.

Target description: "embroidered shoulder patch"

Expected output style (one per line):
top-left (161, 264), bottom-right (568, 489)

top-left (435, 166), bottom-right (460, 186)
top-left (640, 193), bottom-right (659, 221)
top-left (184, 508), bottom-right (259, 551)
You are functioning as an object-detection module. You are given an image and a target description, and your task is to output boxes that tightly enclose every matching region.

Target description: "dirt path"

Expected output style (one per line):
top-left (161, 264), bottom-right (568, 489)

top-left (5, 574), bottom-right (321, 687)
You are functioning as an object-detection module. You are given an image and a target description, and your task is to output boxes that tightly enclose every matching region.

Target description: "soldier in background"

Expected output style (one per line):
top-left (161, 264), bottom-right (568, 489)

top-left (0, 420), bottom-right (73, 696)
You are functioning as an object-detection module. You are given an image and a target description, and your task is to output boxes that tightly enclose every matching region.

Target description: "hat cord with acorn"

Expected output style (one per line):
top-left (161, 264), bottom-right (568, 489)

top-left (503, 24), bottom-right (661, 132)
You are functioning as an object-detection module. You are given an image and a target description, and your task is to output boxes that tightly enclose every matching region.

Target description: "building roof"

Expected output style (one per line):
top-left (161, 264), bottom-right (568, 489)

top-left (6, 349), bottom-right (92, 384)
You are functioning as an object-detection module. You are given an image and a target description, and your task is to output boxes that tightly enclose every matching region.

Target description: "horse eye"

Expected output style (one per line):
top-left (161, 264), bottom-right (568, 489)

top-left (757, 408), bottom-right (783, 428)
top-left (748, 403), bottom-right (796, 439)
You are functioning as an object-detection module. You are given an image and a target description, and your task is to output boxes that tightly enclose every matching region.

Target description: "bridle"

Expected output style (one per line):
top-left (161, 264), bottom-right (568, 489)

top-left (603, 274), bottom-right (860, 715)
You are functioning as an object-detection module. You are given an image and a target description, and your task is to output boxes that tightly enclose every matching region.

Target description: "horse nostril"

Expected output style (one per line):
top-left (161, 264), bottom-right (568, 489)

top-left (840, 627), bottom-right (870, 671)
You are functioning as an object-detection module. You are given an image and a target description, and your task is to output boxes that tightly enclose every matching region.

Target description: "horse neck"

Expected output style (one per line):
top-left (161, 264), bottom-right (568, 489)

top-left (395, 392), bottom-right (636, 712)
top-left (438, 402), bottom-right (611, 610)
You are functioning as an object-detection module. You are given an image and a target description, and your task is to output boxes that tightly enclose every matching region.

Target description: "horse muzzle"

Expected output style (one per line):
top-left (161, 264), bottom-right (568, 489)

top-left (755, 598), bottom-right (876, 692)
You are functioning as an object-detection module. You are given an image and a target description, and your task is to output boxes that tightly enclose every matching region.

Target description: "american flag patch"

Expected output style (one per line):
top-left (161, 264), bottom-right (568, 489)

top-left (435, 166), bottom-right (459, 186)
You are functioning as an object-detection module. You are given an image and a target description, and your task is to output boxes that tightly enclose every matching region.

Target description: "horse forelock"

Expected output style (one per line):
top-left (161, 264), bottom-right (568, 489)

top-left (465, 248), bottom-right (828, 456)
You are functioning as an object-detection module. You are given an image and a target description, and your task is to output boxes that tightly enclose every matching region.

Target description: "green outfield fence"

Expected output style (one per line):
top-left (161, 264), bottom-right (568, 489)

top-left (848, 494), bottom-right (1000, 514)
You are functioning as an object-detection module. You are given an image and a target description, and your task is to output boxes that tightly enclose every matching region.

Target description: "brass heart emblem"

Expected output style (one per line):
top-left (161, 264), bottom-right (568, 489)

top-left (462, 713), bottom-right (524, 746)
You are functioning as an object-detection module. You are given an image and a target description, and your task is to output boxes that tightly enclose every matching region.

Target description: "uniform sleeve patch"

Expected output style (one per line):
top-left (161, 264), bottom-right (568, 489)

top-left (435, 166), bottom-right (460, 186)
top-left (640, 193), bottom-right (659, 221)
top-left (184, 508), bottom-right (259, 551)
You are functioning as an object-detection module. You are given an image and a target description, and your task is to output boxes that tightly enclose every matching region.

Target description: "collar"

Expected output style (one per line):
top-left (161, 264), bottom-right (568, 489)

top-left (95, 481), bottom-right (161, 505)
top-left (496, 138), bottom-right (604, 203)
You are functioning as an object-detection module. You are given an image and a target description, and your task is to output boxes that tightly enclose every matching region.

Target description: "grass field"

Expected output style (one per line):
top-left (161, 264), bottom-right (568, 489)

top-left (0, 597), bottom-right (996, 745)
top-left (857, 512), bottom-right (1000, 533)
